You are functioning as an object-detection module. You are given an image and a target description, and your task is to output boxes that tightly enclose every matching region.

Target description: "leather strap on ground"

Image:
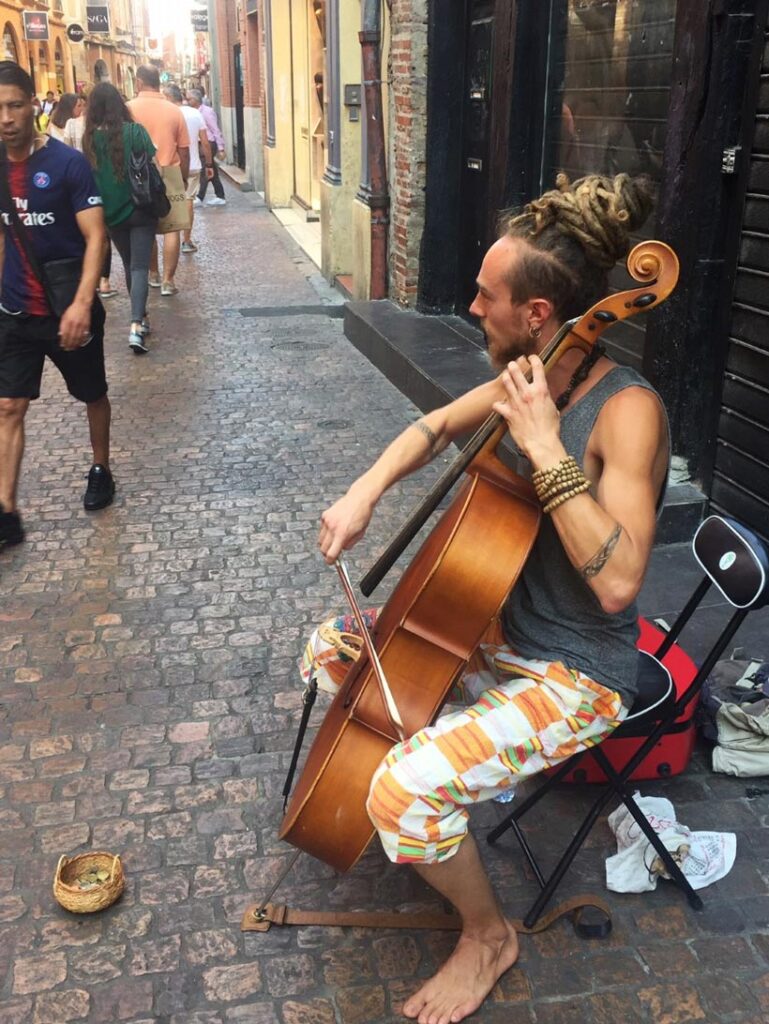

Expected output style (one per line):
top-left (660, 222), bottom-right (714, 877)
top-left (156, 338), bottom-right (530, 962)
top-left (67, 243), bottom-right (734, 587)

top-left (240, 893), bottom-right (611, 935)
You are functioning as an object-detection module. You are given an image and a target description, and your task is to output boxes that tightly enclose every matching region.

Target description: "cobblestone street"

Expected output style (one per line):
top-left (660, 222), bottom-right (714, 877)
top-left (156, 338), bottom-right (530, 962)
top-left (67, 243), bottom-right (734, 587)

top-left (1, 189), bottom-right (768, 1024)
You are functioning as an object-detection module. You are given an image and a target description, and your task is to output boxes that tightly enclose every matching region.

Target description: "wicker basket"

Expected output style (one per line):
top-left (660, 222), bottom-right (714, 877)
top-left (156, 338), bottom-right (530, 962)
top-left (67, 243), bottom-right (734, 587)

top-left (53, 851), bottom-right (124, 914)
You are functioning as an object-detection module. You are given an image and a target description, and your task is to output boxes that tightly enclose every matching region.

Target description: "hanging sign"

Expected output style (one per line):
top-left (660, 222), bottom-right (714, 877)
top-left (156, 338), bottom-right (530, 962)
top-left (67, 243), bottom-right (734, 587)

top-left (66, 23), bottom-right (85, 43)
top-left (191, 8), bottom-right (209, 32)
top-left (23, 12), bottom-right (49, 42)
top-left (86, 5), bottom-right (110, 34)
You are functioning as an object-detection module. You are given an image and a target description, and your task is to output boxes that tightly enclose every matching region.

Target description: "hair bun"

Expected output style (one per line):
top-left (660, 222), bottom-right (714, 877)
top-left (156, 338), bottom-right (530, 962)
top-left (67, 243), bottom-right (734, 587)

top-left (521, 173), bottom-right (656, 268)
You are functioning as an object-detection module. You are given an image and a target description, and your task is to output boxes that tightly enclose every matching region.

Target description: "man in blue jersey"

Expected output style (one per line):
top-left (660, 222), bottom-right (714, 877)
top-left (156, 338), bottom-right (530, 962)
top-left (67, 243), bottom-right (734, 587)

top-left (0, 62), bottom-right (112, 550)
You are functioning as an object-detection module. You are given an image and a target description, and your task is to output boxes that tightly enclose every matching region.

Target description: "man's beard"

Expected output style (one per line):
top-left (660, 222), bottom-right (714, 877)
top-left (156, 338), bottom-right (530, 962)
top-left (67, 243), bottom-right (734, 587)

top-left (484, 328), bottom-right (535, 372)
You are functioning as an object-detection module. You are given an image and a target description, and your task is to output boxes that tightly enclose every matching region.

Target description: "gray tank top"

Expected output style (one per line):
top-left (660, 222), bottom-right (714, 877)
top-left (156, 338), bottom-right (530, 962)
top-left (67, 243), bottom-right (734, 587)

top-left (501, 366), bottom-right (668, 707)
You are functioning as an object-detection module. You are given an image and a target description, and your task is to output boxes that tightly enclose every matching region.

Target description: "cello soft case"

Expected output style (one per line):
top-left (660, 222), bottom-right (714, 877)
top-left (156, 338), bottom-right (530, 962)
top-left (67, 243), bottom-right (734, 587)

top-left (559, 617), bottom-right (699, 784)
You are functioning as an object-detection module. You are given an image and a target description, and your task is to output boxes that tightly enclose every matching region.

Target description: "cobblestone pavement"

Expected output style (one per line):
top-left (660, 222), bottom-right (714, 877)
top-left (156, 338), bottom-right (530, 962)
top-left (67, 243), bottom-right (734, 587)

top-left (1, 189), bottom-right (768, 1024)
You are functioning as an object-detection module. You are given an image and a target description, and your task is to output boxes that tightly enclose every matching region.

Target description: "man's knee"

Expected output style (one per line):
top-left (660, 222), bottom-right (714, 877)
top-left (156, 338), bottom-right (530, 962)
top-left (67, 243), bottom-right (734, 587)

top-left (366, 756), bottom-right (403, 835)
top-left (0, 397), bottom-right (29, 424)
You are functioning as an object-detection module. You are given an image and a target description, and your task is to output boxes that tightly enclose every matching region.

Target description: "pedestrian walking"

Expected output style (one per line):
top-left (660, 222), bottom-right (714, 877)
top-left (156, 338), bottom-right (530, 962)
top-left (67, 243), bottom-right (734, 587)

top-left (46, 93), bottom-right (82, 144)
top-left (128, 66), bottom-right (190, 297)
top-left (83, 83), bottom-right (157, 355)
top-left (41, 91), bottom-right (56, 119)
top-left (58, 86), bottom-right (115, 300)
top-left (163, 84), bottom-right (212, 254)
top-left (186, 89), bottom-right (226, 206)
top-left (64, 85), bottom-right (90, 152)
top-left (0, 62), bottom-right (114, 550)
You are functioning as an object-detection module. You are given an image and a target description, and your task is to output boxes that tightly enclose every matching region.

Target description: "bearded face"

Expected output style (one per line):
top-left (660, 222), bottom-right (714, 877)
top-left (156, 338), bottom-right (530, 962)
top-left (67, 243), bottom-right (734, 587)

top-left (469, 236), bottom-right (541, 371)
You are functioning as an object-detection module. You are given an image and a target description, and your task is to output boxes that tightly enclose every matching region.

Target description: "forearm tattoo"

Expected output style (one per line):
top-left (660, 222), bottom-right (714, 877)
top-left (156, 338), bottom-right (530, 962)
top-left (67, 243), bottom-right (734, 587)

top-left (413, 420), bottom-right (439, 454)
top-left (579, 523), bottom-right (623, 579)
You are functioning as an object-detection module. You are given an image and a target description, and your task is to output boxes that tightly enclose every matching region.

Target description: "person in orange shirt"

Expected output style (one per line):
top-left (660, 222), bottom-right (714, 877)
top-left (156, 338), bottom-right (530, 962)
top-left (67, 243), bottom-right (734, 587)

top-left (127, 66), bottom-right (190, 296)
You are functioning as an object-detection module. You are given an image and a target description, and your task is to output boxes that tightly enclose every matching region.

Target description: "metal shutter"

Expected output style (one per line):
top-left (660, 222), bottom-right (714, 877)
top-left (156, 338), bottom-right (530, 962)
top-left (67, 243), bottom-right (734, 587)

top-left (712, 19), bottom-right (769, 540)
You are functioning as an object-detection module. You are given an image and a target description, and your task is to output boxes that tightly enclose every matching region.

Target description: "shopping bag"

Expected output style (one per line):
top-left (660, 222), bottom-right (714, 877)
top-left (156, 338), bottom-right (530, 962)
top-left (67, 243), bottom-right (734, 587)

top-left (157, 164), bottom-right (191, 233)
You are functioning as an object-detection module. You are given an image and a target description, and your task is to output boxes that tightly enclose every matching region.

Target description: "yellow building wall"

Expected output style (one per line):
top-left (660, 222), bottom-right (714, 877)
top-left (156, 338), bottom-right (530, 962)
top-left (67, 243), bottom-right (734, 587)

top-left (320, 0), bottom-right (363, 281)
top-left (264, 0), bottom-right (295, 208)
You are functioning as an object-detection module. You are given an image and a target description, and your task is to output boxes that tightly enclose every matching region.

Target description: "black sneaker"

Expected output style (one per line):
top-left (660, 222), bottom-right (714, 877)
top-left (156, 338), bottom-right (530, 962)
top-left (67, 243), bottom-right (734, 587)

top-left (83, 464), bottom-right (115, 511)
top-left (0, 503), bottom-right (24, 548)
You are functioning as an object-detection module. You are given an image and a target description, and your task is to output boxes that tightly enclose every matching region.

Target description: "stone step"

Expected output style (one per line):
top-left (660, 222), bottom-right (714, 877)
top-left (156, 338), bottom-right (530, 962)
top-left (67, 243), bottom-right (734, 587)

top-left (218, 162), bottom-right (253, 192)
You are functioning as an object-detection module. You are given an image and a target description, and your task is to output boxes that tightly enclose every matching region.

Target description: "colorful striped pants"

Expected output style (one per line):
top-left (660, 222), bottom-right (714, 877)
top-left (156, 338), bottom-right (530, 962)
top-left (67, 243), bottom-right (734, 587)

top-left (302, 616), bottom-right (626, 865)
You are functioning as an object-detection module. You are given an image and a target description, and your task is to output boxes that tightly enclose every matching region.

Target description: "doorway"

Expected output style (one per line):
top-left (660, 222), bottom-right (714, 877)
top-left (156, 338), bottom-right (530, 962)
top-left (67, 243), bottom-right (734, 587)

top-left (458, 0), bottom-right (495, 310)
top-left (289, 0), bottom-right (324, 212)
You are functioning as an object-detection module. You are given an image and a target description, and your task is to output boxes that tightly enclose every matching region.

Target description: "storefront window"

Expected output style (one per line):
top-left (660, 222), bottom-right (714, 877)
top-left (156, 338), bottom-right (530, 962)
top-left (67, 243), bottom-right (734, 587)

top-left (543, 0), bottom-right (678, 369)
top-left (545, 0), bottom-right (676, 187)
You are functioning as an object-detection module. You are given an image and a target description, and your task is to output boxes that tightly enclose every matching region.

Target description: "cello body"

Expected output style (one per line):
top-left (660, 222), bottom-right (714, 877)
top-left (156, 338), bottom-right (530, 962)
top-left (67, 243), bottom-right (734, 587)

top-left (279, 241), bottom-right (680, 873)
top-left (280, 444), bottom-right (540, 872)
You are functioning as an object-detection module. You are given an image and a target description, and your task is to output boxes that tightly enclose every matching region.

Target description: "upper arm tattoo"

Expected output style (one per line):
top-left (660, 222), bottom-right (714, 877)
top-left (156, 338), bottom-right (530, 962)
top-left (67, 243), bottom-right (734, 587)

top-left (413, 419), bottom-right (439, 453)
top-left (579, 523), bottom-right (623, 579)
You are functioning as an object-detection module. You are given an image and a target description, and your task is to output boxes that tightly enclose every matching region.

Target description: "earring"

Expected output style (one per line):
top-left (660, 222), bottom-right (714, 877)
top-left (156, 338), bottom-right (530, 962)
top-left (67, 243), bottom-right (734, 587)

top-left (529, 324), bottom-right (542, 339)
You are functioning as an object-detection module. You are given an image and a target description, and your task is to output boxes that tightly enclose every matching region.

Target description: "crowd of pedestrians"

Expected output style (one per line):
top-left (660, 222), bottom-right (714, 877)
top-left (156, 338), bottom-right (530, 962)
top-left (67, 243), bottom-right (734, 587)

top-left (0, 61), bottom-right (228, 550)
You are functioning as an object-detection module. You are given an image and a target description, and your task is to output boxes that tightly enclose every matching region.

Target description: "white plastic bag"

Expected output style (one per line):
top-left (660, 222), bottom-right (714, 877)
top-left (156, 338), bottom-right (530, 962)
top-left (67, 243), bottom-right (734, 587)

top-left (605, 795), bottom-right (736, 893)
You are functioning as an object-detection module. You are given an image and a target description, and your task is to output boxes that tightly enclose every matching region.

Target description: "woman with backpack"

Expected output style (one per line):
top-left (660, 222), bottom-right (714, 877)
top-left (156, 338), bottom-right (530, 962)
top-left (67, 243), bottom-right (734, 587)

top-left (83, 83), bottom-right (159, 354)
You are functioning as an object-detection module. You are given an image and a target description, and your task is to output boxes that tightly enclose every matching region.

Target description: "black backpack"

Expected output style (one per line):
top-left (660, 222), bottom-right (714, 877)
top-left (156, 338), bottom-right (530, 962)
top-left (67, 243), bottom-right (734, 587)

top-left (127, 127), bottom-right (170, 219)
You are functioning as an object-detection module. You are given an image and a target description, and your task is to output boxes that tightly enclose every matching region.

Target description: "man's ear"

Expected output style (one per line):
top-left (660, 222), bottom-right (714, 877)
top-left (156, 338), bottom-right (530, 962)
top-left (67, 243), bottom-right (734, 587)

top-left (528, 297), bottom-right (555, 329)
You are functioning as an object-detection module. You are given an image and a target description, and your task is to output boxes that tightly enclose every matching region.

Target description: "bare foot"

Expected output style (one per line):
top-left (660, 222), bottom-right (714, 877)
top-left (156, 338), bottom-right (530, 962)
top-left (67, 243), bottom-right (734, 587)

top-left (402, 919), bottom-right (519, 1024)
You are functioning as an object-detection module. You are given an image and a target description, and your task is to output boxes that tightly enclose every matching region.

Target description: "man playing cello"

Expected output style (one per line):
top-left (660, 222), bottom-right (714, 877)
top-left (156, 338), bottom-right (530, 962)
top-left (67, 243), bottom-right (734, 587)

top-left (316, 173), bottom-right (669, 1024)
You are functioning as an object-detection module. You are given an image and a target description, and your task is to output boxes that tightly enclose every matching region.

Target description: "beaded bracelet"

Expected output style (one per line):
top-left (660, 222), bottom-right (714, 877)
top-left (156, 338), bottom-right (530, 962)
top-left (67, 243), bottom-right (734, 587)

top-left (543, 479), bottom-right (591, 514)
top-left (533, 457), bottom-right (586, 502)
top-left (537, 468), bottom-right (586, 502)
top-left (532, 456), bottom-right (580, 489)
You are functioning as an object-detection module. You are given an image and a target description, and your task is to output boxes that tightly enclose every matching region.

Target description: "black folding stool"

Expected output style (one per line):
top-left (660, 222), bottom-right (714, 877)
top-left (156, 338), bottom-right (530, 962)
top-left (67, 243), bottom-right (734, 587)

top-left (487, 515), bottom-right (769, 932)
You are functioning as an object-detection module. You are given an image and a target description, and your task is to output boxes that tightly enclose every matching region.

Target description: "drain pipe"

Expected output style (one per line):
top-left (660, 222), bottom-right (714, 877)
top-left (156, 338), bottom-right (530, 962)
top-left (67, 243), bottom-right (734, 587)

top-left (360, 0), bottom-right (389, 300)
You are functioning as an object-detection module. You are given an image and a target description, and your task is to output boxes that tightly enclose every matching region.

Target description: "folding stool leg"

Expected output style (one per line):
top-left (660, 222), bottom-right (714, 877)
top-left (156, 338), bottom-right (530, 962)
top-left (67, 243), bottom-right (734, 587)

top-left (517, 778), bottom-right (624, 929)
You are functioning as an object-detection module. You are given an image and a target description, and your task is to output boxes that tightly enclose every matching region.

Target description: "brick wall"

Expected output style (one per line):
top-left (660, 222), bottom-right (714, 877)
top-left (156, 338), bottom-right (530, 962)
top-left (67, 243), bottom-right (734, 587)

top-left (388, 0), bottom-right (428, 307)
top-left (241, 11), bottom-right (262, 108)
top-left (213, 0), bottom-right (237, 108)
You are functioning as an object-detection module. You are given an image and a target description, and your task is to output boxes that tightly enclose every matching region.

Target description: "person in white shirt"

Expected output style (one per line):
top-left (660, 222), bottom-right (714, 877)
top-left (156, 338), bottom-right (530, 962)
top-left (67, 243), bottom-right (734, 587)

top-left (163, 85), bottom-right (212, 254)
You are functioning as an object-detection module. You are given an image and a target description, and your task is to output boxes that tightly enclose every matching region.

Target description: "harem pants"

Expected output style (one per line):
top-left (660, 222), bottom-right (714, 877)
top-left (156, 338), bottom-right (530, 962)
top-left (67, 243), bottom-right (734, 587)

top-left (301, 615), bottom-right (626, 865)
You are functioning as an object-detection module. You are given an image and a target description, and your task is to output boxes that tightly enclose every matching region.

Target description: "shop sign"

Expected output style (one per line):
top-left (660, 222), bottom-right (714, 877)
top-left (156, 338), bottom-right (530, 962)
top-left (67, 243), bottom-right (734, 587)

top-left (66, 23), bottom-right (85, 43)
top-left (23, 11), bottom-right (49, 42)
top-left (191, 8), bottom-right (209, 32)
top-left (86, 5), bottom-right (110, 35)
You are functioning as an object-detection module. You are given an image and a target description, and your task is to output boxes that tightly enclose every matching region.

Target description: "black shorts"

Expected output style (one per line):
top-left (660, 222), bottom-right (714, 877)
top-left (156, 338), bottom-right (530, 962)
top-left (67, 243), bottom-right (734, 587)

top-left (0, 301), bottom-right (107, 403)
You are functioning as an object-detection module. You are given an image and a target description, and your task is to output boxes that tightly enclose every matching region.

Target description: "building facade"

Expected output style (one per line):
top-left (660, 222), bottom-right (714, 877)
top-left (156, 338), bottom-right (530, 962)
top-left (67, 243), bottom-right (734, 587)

top-left (256, 0), bottom-right (769, 542)
top-left (411, 0), bottom-right (769, 542)
top-left (209, 0), bottom-right (263, 190)
top-left (1, 0), bottom-right (76, 95)
top-left (0, 0), bottom-right (149, 99)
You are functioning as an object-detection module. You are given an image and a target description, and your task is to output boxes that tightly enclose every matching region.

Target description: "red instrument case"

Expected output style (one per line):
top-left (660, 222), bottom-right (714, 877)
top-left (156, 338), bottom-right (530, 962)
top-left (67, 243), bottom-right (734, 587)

top-left (560, 617), bottom-right (699, 784)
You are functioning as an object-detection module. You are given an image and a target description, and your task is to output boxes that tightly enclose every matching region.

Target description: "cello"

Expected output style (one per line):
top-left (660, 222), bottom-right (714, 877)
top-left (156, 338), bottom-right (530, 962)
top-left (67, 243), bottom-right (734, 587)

top-left (279, 240), bottom-right (679, 874)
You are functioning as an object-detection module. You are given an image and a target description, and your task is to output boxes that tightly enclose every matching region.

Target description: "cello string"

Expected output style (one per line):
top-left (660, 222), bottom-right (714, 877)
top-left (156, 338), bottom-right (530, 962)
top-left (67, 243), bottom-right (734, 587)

top-left (335, 557), bottom-right (406, 739)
